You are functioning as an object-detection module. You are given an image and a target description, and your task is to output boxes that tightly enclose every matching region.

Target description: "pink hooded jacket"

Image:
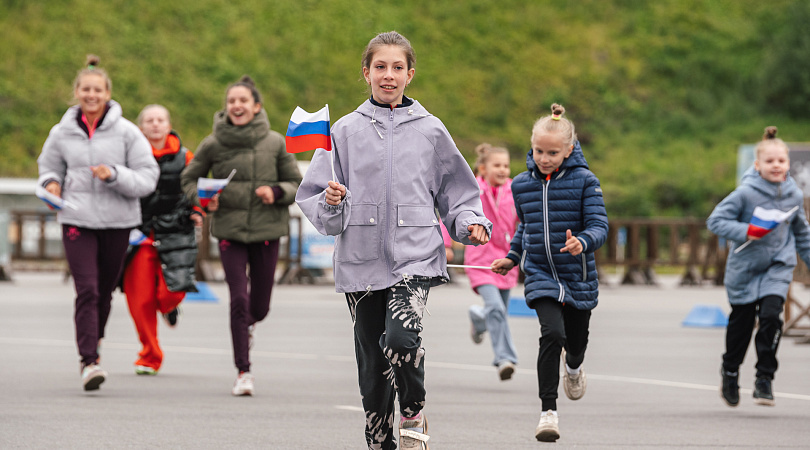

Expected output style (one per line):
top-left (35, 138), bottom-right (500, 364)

top-left (464, 176), bottom-right (520, 290)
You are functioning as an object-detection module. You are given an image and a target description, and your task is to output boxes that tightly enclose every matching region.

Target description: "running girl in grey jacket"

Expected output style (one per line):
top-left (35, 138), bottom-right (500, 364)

top-left (707, 126), bottom-right (810, 408)
top-left (37, 55), bottom-right (159, 392)
top-left (296, 31), bottom-right (491, 450)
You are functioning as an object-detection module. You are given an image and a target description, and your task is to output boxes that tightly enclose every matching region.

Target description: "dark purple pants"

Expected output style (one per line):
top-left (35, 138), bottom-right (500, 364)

top-left (219, 239), bottom-right (279, 373)
top-left (62, 225), bottom-right (130, 366)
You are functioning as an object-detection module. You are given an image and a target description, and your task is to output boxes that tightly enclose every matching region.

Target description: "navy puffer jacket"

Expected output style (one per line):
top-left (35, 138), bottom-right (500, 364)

top-left (506, 142), bottom-right (608, 310)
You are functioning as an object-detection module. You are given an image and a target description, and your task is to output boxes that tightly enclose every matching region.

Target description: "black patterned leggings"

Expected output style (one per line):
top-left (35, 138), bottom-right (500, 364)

top-left (346, 275), bottom-right (431, 450)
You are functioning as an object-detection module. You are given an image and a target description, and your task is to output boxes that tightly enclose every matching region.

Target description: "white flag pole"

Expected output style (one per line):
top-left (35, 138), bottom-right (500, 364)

top-left (447, 264), bottom-right (492, 270)
top-left (326, 104), bottom-right (336, 183)
top-left (733, 240), bottom-right (752, 254)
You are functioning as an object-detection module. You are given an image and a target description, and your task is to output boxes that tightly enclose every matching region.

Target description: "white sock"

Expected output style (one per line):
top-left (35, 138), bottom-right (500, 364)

top-left (565, 364), bottom-right (581, 375)
top-left (544, 410), bottom-right (558, 417)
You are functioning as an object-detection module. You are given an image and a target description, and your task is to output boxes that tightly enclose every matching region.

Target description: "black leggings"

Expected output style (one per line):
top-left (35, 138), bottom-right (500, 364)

top-left (722, 295), bottom-right (784, 380)
top-left (533, 298), bottom-right (592, 411)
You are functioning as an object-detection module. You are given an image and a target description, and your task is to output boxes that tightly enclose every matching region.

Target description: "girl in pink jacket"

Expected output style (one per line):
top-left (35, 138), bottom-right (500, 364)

top-left (466, 143), bottom-right (520, 380)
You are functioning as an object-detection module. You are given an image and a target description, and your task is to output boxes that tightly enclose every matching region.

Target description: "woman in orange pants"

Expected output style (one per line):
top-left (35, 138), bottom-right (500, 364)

top-left (122, 104), bottom-right (200, 375)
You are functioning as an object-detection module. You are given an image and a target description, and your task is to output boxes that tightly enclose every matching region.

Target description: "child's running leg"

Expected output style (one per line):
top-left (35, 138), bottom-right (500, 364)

top-left (533, 298), bottom-right (565, 411)
top-left (723, 302), bottom-right (758, 373)
top-left (562, 304), bottom-right (591, 370)
top-left (478, 284), bottom-right (518, 368)
top-left (384, 276), bottom-right (430, 418)
top-left (219, 240), bottom-right (252, 373)
top-left (753, 295), bottom-right (784, 380)
top-left (348, 290), bottom-right (397, 450)
top-left (246, 240), bottom-right (280, 325)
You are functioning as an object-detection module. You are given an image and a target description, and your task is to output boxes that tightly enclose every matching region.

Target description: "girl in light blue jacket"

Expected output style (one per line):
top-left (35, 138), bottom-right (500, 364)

top-left (37, 55), bottom-right (158, 393)
top-left (707, 126), bottom-right (810, 409)
top-left (296, 31), bottom-right (490, 450)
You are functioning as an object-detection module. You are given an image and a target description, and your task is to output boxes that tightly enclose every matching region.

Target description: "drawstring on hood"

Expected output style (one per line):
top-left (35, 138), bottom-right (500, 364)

top-left (370, 108), bottom-right (383, 140)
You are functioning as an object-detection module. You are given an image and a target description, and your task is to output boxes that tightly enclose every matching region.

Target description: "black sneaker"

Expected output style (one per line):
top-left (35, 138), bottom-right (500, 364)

top-left (753, 377), bottom-right (775, 406)
top-left (162, 307), bottom-right (181, 328)
top-left (720, 368), bottom-right (739, 407)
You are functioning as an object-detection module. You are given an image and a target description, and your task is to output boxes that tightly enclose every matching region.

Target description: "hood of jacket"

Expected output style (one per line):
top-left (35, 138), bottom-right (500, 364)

top-left (212, 108), bottom-right (271, 148)
top-left (525, 140), bottom-right (589, 178)
top-left (739, 165), bottom-right (796, 199)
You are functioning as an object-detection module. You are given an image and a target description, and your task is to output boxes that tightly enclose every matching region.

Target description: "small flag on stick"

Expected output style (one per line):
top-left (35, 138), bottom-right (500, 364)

top-left (129, 229), bottom-right (154, 246)
top-left (285, 105), bottom-right (331, 153)
top-left (36, 185), bottom-right (78, 211)
top-left (286, 105), bottom-right (335, 181)
top-left (197, 169), bottom-right (236, 208)
top-left (734, 205), bottom-right (799, 253)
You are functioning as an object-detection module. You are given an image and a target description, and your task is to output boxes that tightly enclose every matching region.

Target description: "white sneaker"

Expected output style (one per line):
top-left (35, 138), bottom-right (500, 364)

top-left (535, 410), bottom-right (560, 442)
top-left (135, 365), bottom-right (158, 376)
top-left (498, 361), bottom-right (515, 381)
top-left (561, 349), bottom-right (587, 400)
top-left (399, 412), bottom-right (429, 449)
top-left (81, 363), bottom-right (107, 391)
top-left (563, 368), bottom-right (587, 400)
top-left (232, 372), bottom-right (254, 396)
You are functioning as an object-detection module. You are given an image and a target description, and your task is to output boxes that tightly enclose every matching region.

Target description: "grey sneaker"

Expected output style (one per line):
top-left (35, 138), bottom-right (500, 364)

top-left (498, 361), bottom-right (515, 381)
top-left (399, 412), bottom-right (429, 449)
top-left (81, 363), bottom-right (107, 391)
top-left (535, 410), bottom-right (560, 442)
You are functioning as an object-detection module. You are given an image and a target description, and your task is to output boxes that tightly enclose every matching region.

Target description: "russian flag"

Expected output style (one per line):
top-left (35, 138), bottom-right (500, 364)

top-left (286, 105), bottom-right (331, 154)
top-left (747, 206), bottom-right (799, 238)
top-left (129, 229), bottom-right (154, 246)
top-left (35, 185), bottom-right (78, 211)
top-left (197, 169), bottom-right (236, 208)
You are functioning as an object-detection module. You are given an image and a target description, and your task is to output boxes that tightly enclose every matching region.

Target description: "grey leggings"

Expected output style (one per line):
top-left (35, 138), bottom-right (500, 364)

top-left (346, 275), bottom-right (431, 450)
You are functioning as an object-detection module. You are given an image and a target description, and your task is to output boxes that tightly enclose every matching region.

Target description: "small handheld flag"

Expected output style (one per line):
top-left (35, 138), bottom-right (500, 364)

top-left (129, 229), bottom-right (155, 246)
top-left (285, 105), bottom-right (331, 153)
top-left (197, 169), bottom-right (236, 208)
top-left (734, 205), bottom-right (799, 253)
top-left (36, 185), bottom-right (78, 211)
top-left (286, 105), bottom-right (336, 181)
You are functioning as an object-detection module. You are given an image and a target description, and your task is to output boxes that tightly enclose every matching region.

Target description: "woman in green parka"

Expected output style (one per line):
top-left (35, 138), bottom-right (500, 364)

top-left (181, 75), bottom-right (302, 396)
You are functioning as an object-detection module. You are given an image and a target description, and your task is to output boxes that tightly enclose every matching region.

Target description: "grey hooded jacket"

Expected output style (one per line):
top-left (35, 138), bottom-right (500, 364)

top-left (707, 167), bottom-right (810, 305)
top-left (295, 99), bottom-right (492, 293)
top-left (37, 101), bottom-right (159, 229)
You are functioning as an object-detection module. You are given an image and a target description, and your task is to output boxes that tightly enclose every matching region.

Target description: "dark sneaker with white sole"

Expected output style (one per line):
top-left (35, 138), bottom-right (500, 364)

top-left (753, 377), bottom-right (775, 406)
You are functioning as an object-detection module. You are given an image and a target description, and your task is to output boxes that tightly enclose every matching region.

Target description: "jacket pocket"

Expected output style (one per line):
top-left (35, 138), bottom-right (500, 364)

top-left (335, 203), bottom-right (379, 262)
top-left (393, 204), bottom-right (442, 262)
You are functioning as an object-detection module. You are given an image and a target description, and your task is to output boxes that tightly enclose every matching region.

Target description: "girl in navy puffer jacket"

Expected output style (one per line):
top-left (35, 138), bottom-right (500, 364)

top-left (493, 104), bottom-right (608, 443)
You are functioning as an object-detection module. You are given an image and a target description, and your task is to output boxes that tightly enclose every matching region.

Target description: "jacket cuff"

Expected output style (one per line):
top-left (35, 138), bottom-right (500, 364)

top-left (459, 216), bottom-right (493, 239)
top-left (506, 250), bottom-right (521, 265)
top-left (192, 206), bottom-right (206, 218)
top-left (578, 236), bottom-right (589, 252)
top-left (271, 186), bottom-right (284, 202)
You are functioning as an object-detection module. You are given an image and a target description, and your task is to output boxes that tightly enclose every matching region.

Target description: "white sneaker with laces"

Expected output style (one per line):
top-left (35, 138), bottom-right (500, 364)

top-left (81, 363), bottom-right (107, 391)
top-left (535, 410), bottom-right (560, 442)
top-left (232, 372), bottom-right (254, 396)
top-left (399, 412), bottom-right (430, 449)
top-left (563, 368), bottom-right (587, 400)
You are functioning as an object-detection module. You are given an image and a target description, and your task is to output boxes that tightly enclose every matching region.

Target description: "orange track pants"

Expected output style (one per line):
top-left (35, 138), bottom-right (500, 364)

top-left (123, 244), bottom-right (185, 371)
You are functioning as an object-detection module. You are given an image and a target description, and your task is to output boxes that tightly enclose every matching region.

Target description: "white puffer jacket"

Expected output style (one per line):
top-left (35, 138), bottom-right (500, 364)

top-left (37, 100), bottom-right (159, 229)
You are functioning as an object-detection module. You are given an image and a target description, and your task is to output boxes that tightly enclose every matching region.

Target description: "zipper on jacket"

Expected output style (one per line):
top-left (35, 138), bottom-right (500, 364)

top-left (541, 177), bottom-right (565, 302)
top-left (384, 108), bottom-right (395, 277)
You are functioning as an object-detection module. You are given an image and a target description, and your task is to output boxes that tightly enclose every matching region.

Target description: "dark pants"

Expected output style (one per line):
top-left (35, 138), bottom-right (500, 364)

top-left (219, 239), bottom-right (279, 373)
top-left (347, 275), bottom-right (431, 450)
top-left (62, 225), bottom-right (130, 367)
top-left (723, 295), bottom-right (784, 380)
top-left (533, 298), bottom-right (592, 411)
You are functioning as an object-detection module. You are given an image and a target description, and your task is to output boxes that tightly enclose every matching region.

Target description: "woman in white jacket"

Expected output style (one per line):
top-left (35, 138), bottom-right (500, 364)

top-left (37, 55), bottom-right (159, 392)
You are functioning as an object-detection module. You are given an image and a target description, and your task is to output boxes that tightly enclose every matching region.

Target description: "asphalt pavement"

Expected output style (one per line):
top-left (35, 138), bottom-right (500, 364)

top-left (1, 271), bottom-right (809, 449)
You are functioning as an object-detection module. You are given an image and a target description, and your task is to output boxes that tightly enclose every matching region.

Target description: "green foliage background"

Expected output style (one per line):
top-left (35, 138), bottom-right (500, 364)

top-left (2, 0), bottom-right (810, 218)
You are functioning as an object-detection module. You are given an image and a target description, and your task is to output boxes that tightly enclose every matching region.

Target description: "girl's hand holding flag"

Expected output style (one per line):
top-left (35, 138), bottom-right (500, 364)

top-left (735, 205), bottom-right (799, 253)
top-left (325, 180), bottom-right (346, 206)
top-left (197, 169), bottom-right (236, 211)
